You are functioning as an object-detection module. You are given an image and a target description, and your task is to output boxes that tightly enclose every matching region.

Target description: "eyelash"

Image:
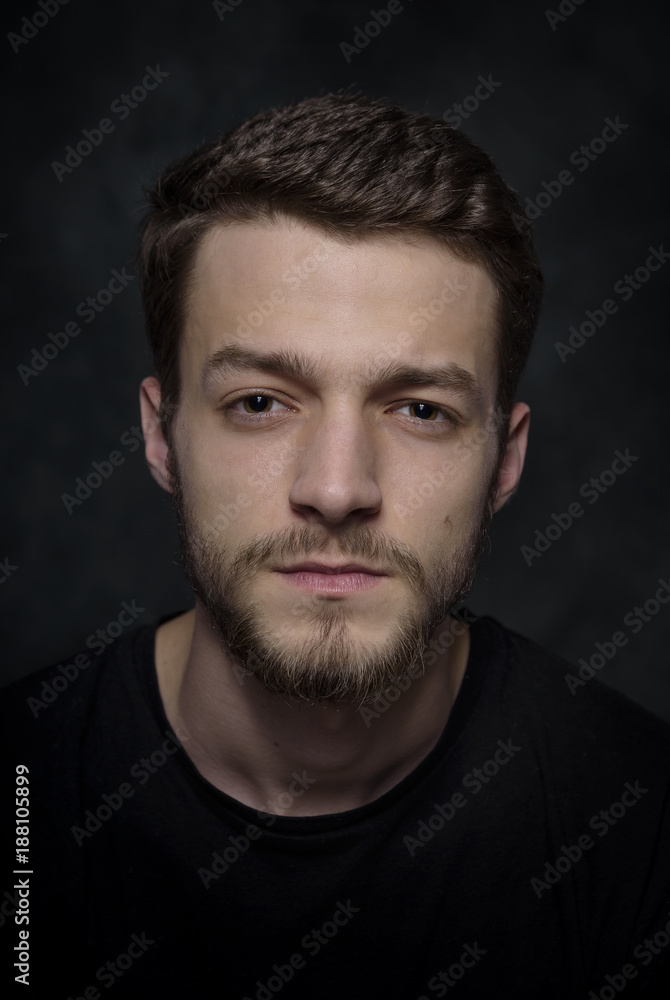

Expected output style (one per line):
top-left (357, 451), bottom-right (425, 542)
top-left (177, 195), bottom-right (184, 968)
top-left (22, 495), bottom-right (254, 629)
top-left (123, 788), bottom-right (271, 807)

top-left (222, 393), bottom-right (460, 430)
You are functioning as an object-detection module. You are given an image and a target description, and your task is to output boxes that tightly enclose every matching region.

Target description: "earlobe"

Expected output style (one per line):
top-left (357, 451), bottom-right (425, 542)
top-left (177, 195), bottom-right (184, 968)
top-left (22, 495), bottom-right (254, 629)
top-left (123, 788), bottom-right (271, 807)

top-left (139, 376), bottom-right (172, 493)
top-left (493, 402), bottom-right (530, 513)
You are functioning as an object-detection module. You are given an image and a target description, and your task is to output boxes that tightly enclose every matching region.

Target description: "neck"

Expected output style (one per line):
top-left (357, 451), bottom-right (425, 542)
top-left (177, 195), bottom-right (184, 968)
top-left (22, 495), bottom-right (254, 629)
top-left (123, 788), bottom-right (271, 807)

top-left (155, 604), bottom-right (470, 817)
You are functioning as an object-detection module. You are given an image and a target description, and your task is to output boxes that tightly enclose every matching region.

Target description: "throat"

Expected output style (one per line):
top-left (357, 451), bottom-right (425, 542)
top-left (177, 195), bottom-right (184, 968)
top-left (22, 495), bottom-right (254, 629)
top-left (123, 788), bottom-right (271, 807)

top-left (153, 605), bottom-right (469, 817)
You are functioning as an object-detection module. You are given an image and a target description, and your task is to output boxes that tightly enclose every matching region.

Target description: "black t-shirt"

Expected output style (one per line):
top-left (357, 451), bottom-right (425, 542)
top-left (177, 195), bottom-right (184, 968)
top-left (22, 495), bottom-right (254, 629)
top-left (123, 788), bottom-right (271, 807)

top-left (1, 611), bottom-right (670, 999)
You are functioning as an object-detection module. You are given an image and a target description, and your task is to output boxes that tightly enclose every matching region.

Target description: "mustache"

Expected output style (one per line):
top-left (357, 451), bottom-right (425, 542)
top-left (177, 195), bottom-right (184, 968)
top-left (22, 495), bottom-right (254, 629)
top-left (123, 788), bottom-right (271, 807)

top-left (223, 524), bottom-right (429, 596)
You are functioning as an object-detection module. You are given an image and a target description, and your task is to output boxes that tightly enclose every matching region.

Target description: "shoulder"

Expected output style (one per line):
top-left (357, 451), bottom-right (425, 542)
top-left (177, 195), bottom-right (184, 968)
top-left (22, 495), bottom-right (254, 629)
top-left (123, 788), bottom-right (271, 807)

top-left (469, 613), bottom-right (670, 793)
top-left (0, 621), bottom-right (158, 755)
top-left (476, 612), bottom-right (670, 729)
top-left (506, 617), bottom-right (668, 728)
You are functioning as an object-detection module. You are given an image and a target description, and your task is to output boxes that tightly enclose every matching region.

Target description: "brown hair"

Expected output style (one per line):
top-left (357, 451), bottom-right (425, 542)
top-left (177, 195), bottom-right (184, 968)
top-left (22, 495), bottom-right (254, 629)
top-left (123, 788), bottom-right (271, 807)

top-left (137, 91), bottom-right (543, 451)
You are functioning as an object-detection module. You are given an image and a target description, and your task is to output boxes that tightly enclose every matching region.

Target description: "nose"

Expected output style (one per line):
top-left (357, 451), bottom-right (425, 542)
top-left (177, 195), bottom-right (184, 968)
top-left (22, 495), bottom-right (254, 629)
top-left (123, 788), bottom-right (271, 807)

top-left (288, 405), bottom-right (383, 524)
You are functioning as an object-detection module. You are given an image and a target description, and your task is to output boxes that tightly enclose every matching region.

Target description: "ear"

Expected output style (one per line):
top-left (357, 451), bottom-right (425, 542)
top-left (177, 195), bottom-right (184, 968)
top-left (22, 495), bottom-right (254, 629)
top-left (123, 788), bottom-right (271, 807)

top-left (139, 376), bottom-right (172, 493)
top-left (493, 402), bottom-right (530, 513)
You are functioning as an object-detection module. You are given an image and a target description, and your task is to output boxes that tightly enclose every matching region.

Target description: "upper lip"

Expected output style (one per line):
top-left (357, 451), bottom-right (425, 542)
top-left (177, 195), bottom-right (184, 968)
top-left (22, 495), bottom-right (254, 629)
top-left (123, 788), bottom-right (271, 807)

top-left (275, 561), bottom-right (388, 575)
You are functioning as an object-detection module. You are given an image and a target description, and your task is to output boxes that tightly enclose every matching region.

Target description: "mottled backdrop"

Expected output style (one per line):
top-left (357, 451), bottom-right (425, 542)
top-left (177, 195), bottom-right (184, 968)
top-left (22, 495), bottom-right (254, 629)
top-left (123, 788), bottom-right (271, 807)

top-left (1, 0), bottom-right (668, 720)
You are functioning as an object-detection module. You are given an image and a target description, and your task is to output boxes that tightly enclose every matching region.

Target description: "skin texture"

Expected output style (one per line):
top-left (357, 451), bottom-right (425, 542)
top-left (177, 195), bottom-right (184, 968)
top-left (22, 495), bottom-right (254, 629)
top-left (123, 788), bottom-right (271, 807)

top-left (141, 216), bottom-right (530, 816)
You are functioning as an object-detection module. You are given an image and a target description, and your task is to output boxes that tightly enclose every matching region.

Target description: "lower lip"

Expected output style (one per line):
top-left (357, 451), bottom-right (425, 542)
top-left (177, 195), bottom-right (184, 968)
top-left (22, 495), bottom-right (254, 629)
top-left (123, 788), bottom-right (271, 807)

top-left (275, 571), bottom-right (387, 593)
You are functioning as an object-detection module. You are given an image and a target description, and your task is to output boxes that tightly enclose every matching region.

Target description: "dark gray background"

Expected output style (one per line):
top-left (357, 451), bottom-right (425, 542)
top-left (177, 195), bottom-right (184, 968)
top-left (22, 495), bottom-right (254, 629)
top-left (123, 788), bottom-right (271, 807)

top-left (1, 0), bottom-right (668, 720)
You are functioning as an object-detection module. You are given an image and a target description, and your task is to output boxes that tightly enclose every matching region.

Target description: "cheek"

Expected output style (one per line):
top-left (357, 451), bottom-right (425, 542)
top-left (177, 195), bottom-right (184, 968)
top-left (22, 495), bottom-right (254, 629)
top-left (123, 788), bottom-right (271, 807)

top-left (202, 424), bottom-right (304, 507)
top-left (199, 465), bottom-right (254, 533)
top-left (173, 436), bottom-right (248, 535)
top-left (390, 447), bottom-right (492, 531)
top-left (186, 439), bottom-right (297, 540)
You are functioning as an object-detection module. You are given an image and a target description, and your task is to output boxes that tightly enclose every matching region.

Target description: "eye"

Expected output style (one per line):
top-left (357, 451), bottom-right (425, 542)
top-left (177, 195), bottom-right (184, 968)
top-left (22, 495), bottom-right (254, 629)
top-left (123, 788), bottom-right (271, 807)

top-left (240, 395), bottom-right (280, 414)
top-left (224, 394), bottom-right (292, 419)
top-left (393, 401), bottom-right (452, 423)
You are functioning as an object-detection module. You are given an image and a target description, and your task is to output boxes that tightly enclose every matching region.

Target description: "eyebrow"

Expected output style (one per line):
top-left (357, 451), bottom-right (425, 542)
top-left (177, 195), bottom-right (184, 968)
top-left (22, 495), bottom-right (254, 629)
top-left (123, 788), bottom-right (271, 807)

top-left (201, 344), bottom-right (482, 403)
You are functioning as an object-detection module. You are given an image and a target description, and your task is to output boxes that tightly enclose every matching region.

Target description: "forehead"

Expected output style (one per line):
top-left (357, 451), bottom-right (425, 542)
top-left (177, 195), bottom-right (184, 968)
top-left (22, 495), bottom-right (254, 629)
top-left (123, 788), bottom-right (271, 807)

top-left (183, 217), bottom-right (500, 398)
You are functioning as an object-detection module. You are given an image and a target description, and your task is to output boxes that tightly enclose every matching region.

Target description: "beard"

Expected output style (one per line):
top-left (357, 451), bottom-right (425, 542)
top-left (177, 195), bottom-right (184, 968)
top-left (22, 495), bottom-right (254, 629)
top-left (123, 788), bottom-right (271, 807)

top-left (167, 451), bottom-right (498, 707)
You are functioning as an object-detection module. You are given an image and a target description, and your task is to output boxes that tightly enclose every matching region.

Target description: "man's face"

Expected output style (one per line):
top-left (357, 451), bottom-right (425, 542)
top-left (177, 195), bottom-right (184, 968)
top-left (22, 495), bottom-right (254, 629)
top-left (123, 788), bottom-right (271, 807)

top-left (161, 217), bottom-right (510, 705)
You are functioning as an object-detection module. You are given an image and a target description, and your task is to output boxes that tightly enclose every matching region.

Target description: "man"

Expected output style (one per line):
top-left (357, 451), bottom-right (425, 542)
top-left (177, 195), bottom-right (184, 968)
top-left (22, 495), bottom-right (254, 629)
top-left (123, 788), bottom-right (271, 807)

top-left (2, 92), bottom-right (669, 998)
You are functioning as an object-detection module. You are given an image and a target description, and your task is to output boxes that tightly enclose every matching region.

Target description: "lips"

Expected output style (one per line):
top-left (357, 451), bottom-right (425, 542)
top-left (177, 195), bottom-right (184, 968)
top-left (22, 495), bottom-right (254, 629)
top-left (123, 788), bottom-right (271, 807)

top-left (272, 561), bottom-right (389, 594)
top-left (275, 562), bottom-right (387, 576)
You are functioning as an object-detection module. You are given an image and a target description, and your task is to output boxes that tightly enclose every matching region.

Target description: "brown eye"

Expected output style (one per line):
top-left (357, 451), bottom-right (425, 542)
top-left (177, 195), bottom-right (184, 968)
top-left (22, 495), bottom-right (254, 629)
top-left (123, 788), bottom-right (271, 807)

top-left (242, 396), bottom-right (274, 413)
top-left (408, 403), bottom-right (440, 421)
